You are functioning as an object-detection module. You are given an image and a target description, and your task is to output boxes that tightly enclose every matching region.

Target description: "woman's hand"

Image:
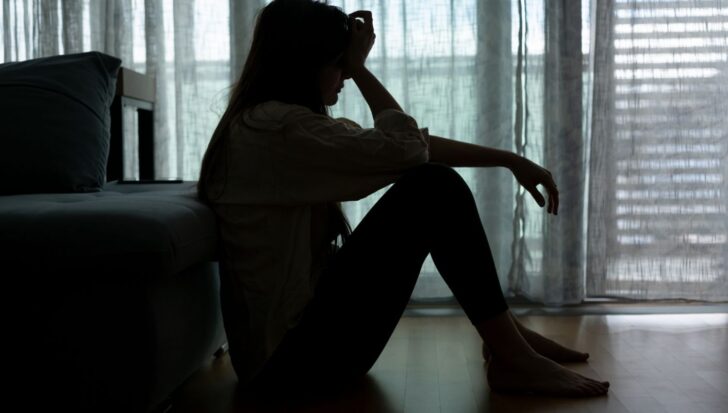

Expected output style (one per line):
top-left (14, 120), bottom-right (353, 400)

top-left (510, 156), bottom-right (560, 215)
top-left (343, 10), bottom-right (376, 78)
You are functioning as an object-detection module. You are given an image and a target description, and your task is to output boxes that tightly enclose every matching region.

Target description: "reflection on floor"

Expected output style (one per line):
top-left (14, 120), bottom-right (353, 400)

top-left (170, 313), bottom-right (728, 413)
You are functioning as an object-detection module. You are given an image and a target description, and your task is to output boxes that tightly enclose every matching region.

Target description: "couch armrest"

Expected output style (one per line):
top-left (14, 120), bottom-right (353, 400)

top-left (108, 68), bottom-right (156, 183)
top-left (116, 67), bottom-right (155, 102)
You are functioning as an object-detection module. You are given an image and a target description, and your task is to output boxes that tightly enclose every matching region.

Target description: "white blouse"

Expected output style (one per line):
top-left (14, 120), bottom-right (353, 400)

top-left (206, 100), bottom-right (429, 384)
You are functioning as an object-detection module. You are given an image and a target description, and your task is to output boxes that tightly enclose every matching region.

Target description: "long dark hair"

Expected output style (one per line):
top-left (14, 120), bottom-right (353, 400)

top-left (197, 0), bottom-right (349, 201)
top-left (229, 0), bottom-right (350, 117)
top-left (198, 0), bottom-right (352, 237)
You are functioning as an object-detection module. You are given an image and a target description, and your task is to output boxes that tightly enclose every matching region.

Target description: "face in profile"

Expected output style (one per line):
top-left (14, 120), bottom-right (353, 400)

top-left (319, 56), bottom-right (346, 106)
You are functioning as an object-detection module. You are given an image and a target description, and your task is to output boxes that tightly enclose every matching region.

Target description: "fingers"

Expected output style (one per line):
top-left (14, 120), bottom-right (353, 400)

top-left (530, 180), bottom-right (558, 215)
top-left (527, 186), bottom-right (545, 208)
top-left (544, 171), bottom-right (559, 215)
top-left (349, 10), bottom-right (375, 42)
top-left (517, 160), bottom-right (559, 215)
top-left (548, 192), bottom-right (554, 214)
top-left (344, 10), bottom-right (376, 73)
top-left (349, 10), bottom-right (375, 45)
top-left (349, 10), bottom-right (373, 27)
top-left (547, 183), bottom-right (559, 215)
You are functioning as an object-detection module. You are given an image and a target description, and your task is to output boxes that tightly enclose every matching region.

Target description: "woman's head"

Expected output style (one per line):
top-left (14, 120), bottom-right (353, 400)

top-left (198, 0), bottom-right (350, 203)
top-left (235, 0), bottom-right (350, 114)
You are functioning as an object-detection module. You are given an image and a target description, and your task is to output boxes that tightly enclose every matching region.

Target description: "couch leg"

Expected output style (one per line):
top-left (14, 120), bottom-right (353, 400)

top-left (214, 343), bottom-right (228, 358)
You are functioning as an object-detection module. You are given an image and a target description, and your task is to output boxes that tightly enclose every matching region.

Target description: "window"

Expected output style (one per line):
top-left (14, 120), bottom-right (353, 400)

top-left (587, 0), bottom-right (728, 300)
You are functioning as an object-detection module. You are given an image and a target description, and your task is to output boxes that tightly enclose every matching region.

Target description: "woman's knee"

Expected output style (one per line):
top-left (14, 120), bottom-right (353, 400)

top-left (396, 162), bottom-right (471, 199)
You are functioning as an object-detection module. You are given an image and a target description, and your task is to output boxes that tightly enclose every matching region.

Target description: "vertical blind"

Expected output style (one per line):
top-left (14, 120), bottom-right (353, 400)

top-left (588, 0), bottom-right (728, 300)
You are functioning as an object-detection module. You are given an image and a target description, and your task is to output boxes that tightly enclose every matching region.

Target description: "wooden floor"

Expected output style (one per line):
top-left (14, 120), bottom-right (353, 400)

top-left (169, 313), bottom-right (728, 413)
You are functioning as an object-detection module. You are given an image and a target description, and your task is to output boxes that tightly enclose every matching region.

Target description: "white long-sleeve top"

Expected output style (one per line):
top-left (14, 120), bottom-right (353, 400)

top-left (204, 100), bottom-right (429, 384)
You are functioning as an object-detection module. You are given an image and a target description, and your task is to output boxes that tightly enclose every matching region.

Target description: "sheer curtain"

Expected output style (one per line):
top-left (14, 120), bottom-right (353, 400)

top-left (328, 0), bottom-right (590, 304)
top-left (2, 0), bottom-right (726, 304)
top-left (332, 0), bottom-right (727, 303)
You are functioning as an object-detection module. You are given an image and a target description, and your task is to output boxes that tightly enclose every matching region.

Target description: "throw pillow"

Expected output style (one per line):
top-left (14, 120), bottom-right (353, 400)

top-left (0, 51), bottom-right (122, 194)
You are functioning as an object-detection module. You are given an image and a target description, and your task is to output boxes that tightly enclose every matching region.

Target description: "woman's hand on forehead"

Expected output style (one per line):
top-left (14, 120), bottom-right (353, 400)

top-left (348, 10), bottom-right (374, 30)
top-left (341, 10), bottom-right (376, 78)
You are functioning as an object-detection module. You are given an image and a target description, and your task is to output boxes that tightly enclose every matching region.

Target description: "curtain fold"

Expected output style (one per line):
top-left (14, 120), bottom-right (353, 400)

top-left (508, 0), bottom-right (530, 300)
top-left (144, 0), bottom-right (171, 179)
top-left (475, 0), bottom-right (514, 294)
top-left (101, 0), bottom-right (133, 65)
top-left (2, 1), bottom-right (10, 62)
top-left (540, 0), bottom-right (585, 304)
top-left (587, 0), bottom-right (617, 298)
top-left (229, 0), bottom-right (263, 83)
top-left (173, 0), bottom-right (195, 180)
top-left (61, 0), bottom-right (83, 53)
top-left (36, 0), bottom-right (58, 56)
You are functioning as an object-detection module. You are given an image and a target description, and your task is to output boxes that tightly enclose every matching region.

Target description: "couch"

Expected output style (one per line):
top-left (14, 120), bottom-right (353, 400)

top-left (0, 52), bottom-right (226, 412)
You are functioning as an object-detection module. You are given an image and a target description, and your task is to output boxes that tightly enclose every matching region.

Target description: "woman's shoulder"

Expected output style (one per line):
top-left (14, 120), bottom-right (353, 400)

top-left (239, 100), bottom-right (322, 130)
top-left (251, 100), bottom-right (319, 120)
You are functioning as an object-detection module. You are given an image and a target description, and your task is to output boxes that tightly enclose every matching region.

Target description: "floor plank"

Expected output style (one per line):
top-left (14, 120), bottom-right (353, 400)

top-left (169, 313), bottom-right (728, 413)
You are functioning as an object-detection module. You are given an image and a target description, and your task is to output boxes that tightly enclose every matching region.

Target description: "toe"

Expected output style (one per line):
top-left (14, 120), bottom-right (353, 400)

top-left (590, 382), bottom-right (607, 395)
top-left (586, 376), bottom-right (606, 386)
top-left (585, 382), bottom-right (607, 397)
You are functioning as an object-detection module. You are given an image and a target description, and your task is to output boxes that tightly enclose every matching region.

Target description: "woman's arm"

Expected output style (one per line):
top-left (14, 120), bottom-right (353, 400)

top-left (429, 134), bottom-right (560, 215)
top-left (351, 66), bottom-right (402, 118)
top-left (344, 11), bottom-right (557, 214)
top-left (346, 11), bottom-right (403, 117)
top-left (428, 134), bottom-right (518, 168)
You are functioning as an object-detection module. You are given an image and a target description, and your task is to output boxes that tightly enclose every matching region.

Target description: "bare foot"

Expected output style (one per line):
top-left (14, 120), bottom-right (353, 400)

top-left (518, 326), bottom-right (590, 363)
top-left (487, 353), bottom-right (609, 397)
top-left (482, 327), bottom-right (589, 364)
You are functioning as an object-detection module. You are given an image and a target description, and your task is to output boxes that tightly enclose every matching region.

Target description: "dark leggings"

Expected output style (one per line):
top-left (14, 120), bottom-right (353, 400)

top-left (249, 163), bottom-right (508, 395)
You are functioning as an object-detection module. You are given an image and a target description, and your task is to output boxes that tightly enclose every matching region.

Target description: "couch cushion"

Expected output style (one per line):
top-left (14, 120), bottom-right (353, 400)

top-left (0, 52), bottom-right (121, 195)
top-left (0, 183), bottom-right (218, 276)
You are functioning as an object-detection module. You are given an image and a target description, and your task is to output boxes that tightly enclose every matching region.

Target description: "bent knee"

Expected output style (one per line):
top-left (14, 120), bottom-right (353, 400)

top-left (396, 162), bottom-right (471, 198)
top-left (402, 162), bottom-right (466, 186)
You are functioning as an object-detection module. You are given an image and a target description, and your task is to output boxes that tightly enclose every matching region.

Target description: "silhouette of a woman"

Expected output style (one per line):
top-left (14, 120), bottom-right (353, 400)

top-left (199, 0), bottom-right (609, 399)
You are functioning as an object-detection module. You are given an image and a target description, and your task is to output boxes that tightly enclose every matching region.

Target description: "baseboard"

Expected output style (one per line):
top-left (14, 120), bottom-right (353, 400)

top-left (404, 301), bottom-right (728, 317)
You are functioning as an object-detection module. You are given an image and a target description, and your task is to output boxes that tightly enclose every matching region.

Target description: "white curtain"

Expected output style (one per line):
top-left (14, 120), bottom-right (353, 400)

top-left (329, 0), bottom-right (591, 304)
top-left (2, 0), bottom-right (726, 304)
